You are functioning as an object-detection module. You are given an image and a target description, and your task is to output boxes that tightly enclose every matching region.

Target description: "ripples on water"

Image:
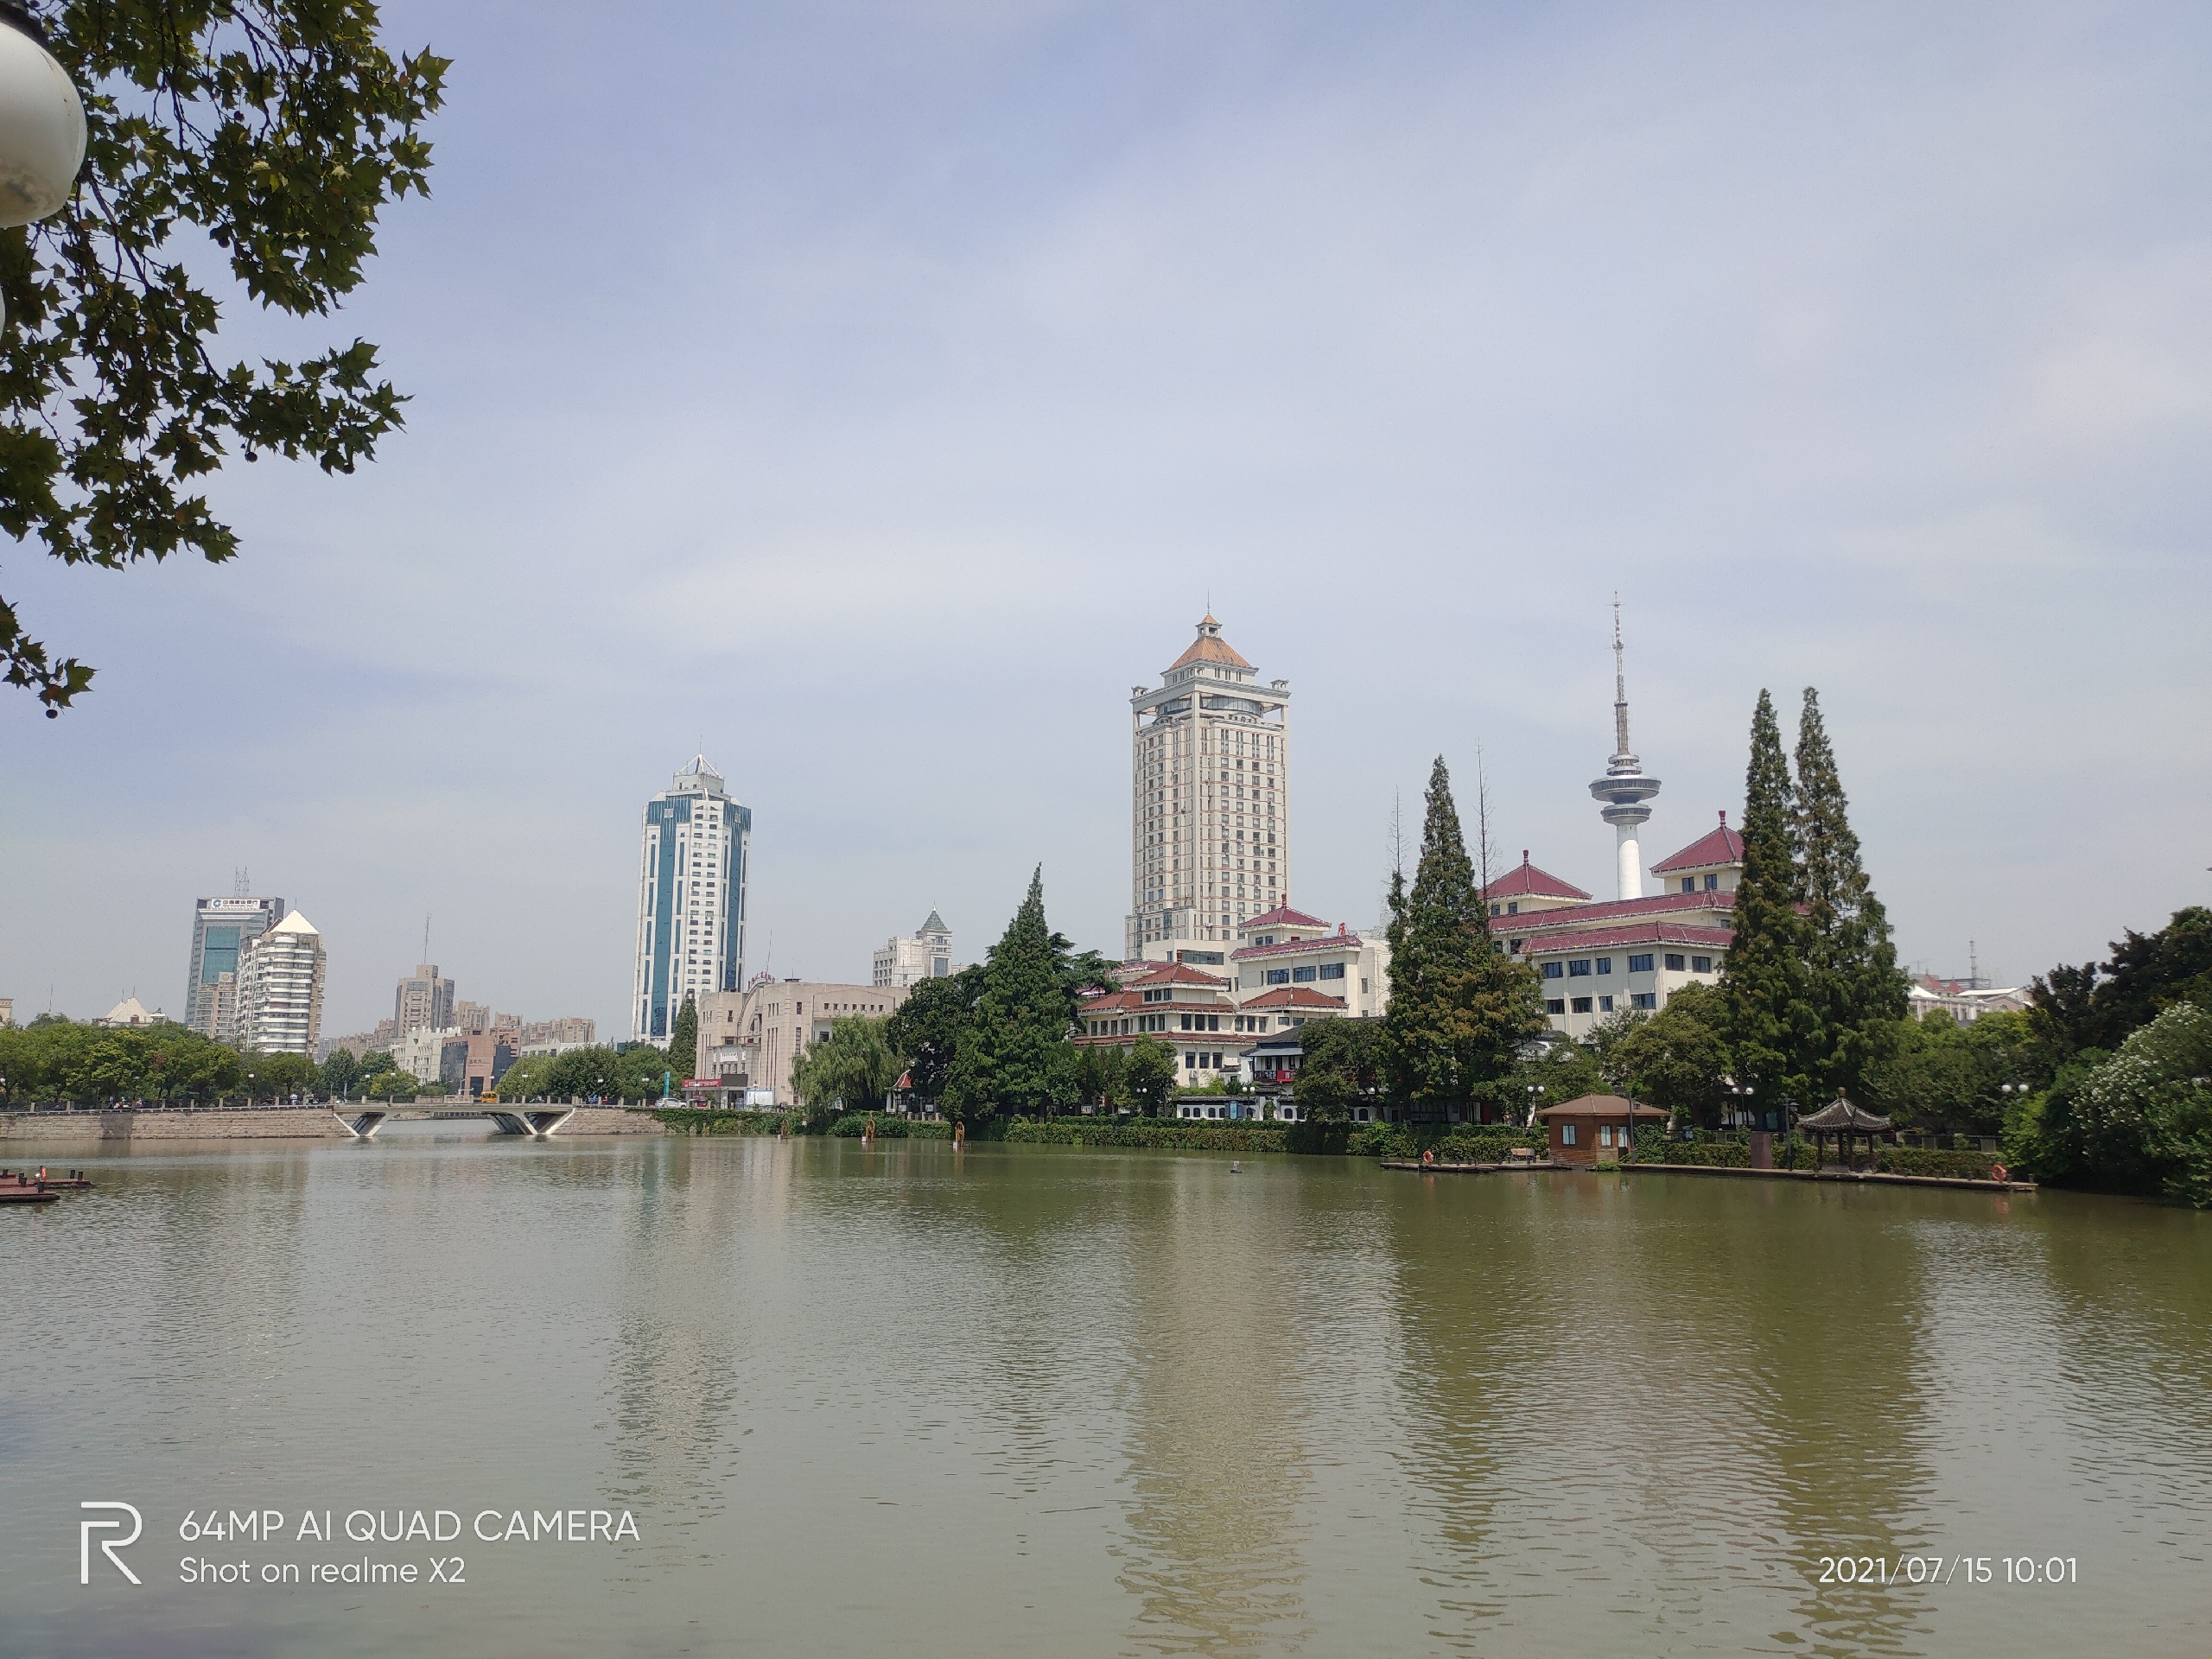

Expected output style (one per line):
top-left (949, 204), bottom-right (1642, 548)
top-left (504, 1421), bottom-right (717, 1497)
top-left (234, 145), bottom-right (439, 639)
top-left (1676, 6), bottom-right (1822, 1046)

top-left (3, 1131), bottom-right (2209, 1658)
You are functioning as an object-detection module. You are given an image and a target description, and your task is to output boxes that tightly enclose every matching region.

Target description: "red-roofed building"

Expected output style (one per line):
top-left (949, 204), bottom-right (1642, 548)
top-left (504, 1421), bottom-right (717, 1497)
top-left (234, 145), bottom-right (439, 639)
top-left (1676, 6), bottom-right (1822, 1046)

top-left (1649, 811), bottom-right (1746, 896)
top-left (1481, 852), bottom-right (1593, 921)
top-left (1488, 814), bottom-right (1750, 1039)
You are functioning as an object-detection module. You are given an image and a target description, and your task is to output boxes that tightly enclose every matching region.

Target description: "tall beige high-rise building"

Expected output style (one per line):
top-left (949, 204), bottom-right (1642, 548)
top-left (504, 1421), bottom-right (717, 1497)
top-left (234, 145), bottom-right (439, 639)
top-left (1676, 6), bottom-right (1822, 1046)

top-left (235, 910), bottom-right (327, 1056)
top-left (1128, 616), bottom-right (1292, 958)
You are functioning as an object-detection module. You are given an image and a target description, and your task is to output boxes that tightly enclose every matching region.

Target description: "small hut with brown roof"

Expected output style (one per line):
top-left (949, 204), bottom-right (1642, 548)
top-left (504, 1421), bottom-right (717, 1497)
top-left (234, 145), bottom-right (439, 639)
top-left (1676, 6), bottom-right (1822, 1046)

top-left (1534, 1094), bottom-right (1669, 1165)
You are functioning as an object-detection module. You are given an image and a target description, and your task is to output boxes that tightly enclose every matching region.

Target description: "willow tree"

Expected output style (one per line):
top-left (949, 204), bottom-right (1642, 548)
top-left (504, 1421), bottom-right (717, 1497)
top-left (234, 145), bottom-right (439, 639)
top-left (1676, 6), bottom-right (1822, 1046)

top-left (3, 3), bottom-right (448, 714)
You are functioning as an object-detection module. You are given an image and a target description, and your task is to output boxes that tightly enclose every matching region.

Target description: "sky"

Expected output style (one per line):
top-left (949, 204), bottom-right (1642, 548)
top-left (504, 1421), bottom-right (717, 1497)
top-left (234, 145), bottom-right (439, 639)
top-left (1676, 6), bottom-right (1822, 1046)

top-left (3, 0), bottom-right (2209, 1039)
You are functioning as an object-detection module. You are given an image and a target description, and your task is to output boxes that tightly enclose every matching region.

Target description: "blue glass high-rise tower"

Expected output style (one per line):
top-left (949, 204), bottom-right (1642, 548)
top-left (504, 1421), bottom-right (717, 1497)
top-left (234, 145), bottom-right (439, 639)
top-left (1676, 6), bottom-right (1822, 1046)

top-left (631, 756), bottom-right (750, 1043)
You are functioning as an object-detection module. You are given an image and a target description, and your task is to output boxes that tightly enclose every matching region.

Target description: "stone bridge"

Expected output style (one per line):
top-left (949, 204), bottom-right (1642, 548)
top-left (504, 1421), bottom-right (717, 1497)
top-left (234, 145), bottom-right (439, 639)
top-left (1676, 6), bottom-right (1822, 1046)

top-left (333, 1105), bottom-right (662, 1140)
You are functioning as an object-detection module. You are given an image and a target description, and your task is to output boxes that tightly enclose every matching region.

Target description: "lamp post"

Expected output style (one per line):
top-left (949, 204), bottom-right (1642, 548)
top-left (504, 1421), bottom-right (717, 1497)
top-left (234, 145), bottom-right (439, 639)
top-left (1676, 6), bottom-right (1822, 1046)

top-left (1525, 1082), bottom-right (1545, 1127)
top-left (1721, 1075), bottom-right (1755, 1130)
top-left (0, 3), bottom-right (87, 321)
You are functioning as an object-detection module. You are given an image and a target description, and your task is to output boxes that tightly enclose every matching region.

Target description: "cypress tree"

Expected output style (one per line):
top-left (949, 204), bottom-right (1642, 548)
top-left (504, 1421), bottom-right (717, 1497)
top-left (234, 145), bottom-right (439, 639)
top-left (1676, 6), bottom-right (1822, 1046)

top-left (669, 993), bottom-right (698, 1078)
top-left (942, 867), bottom-right (1079, 1118)
top-left (1382, 757), bottom-right (1546, 1117)
top-left (1792, 688), bottom-right (1905, 1099)
top-left (1719, 690), bottom-right (1812, 1109)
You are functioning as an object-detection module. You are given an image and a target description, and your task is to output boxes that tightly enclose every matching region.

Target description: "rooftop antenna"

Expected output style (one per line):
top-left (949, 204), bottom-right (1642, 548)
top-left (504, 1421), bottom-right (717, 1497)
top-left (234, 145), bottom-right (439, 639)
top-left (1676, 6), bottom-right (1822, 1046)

top-left (234, 867), bottom-right (250, 897)
top-left (1969, 939), bottom-right (1981, 990)
top-left (423, 912), bottom-right (431, 966)
top-left (1611, 594), bottom-right (1631, 760)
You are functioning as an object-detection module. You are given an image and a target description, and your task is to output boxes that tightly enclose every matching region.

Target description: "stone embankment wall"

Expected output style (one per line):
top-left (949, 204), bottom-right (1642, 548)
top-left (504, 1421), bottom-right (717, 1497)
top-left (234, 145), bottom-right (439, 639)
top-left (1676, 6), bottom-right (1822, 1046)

top-left (556, 1107), bottom-right (665, 1135)
top-left (0, 1109), bottom-right (350, 1142)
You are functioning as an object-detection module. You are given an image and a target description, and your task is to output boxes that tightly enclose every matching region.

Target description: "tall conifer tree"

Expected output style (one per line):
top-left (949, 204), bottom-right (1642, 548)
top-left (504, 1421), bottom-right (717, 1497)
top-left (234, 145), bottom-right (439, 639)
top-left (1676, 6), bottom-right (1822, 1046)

top-left (1792, 689), bottom-right (1905, 1099)
top-left (669, 993), bottom-right (698, 1077)
top-left (943, 867), bottom-right (1079, 1118)
top-left (1719, 690), bottom-right (1811, 1107)
top-left (1382, 758), bottom-right (1545, 1116)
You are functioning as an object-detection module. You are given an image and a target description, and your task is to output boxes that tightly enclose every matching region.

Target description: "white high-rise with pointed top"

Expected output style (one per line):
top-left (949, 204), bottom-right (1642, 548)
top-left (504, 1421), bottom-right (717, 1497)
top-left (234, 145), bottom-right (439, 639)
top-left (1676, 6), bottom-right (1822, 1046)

top-left (1589, 602), bottom-right (1661, 901)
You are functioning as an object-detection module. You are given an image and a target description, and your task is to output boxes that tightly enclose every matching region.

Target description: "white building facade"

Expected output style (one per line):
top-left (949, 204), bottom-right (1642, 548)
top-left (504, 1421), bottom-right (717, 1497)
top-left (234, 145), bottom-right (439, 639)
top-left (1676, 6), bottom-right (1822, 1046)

top-left (234, 911), bottom-right (327, 1056)
top-left (874, 911), bottom-right (957, 988)
top-left (632, 755), bottom-right (752, 1043)
top-left (1127, 615), bottom-right (1292, 957)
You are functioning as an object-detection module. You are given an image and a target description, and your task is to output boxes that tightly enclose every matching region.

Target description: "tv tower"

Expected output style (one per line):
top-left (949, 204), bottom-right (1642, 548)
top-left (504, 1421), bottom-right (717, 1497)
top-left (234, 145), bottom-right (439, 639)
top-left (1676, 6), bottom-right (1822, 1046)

top-left (1589, 600), bottom-right (1660, 901)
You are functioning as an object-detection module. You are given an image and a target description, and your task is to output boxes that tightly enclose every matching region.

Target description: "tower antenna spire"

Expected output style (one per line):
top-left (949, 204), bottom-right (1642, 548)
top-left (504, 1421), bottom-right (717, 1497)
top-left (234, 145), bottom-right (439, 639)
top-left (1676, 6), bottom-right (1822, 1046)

top-left (1612, 594), bottom-right (1630, 760)
top-left (1590, 597), bottom-right (1660, 901)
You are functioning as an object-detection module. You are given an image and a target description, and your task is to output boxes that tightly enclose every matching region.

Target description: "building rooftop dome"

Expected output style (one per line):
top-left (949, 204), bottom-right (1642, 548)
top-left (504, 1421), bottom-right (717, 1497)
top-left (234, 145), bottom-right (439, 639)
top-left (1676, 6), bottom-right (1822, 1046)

top-left (1168, 614), bottom-right (1254, 672)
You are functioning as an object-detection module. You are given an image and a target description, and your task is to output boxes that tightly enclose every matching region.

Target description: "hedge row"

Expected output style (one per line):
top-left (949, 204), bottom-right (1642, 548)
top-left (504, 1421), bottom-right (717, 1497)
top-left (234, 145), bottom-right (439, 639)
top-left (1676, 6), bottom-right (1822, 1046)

top-left (1872, 1146), bottom-right (2000, 1179)
top-left (1003, 1118), bottom-right (1287, 1151)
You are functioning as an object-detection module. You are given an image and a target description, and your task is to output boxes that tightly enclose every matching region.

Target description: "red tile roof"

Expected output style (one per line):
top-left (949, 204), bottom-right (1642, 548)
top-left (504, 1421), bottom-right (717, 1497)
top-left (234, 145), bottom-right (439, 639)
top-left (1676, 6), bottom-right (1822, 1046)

top-left (1516, 921), bottom-right (1733, 952)
top-left (1481, 851), bottom-right (1592, 901)
top-left (1239, 903), bottom-right (1328, 931)
top-left (1168, 614), bottom-right (1254, 672)
top-left (1535, 1094), bottom-right (1669, 1119)
top-left (1241, 986), bottom-right (1348, 1009)
top-left (1499, 889), bottom-right (1734, 936)
top-left (1128, 962), bottom-right (1230, 988)
top-left (1651, 812), bottom-right (1745, 874)
top-left (1231, 932), bottom-right (1365, 960)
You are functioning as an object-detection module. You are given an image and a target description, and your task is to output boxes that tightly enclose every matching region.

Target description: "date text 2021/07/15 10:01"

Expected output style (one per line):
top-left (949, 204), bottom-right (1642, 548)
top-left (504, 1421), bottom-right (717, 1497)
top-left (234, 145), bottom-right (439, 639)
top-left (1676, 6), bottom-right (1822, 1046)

top-left (1814, 1556), bottom-right (2079, 1586)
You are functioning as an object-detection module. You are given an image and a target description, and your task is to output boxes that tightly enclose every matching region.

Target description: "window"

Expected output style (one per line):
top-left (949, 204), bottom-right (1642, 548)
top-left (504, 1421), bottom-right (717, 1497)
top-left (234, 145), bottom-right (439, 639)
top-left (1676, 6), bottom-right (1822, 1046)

top-left (1264, 968), bottom-right (1290, 985)
top-left (1545, 998), bottom-right (1567, 1015)
top-left (1292, 965), bottom-right (1318, 982)
top-left (1628, 954), bottom-right (1654, 973)
top-left (1665, 954), bottom-right (1687, 972)
top-left (1681, 877), bottom-right (1695, 893)
top-left (1599, 995), bottom-right (1614, 1013)
top-left (1185, 1052), bottom-right (1197, 1068)
top-left (1181, 1014), bottom-right (1192, 1030)
top-left (1568, 959), bottom-right (1592, 977)
top-left (1561, 1124), bottom-right (1577, 1146)
top-left (1705, 873), bottom-right (1719, 890)
top-left (1691, 956), bottom-right (1713, 973)
top-left (1593, 957), bottom-right (1612, 976)
top-left (1319, 963), bottom-right (1345, 980)
top-left (1570, 997), bottom-right (1592, 1014)
top-left (1541, 962), bottom-right (1565, 980)
top-left (1599, 1125), bottom-right (1615, 1147)
top-left (1631, 993), bottom-right (1656, 1010)
top-left (1491, 903), bottom-right (1502, 916)
top-left (1507, 901), bottom-right (1519, 915)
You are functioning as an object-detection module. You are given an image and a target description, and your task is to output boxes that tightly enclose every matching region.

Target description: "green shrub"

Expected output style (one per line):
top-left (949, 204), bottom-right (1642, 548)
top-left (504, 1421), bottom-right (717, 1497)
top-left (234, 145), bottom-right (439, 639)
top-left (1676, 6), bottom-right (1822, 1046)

top-left (1872, 1146), bottom-right (1999, 1179)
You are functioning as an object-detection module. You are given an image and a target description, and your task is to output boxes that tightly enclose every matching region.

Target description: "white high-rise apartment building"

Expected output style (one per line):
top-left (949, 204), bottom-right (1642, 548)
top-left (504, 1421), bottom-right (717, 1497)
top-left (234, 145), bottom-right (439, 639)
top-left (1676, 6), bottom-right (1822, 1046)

top-left (234, 911), bottom-right (327, 1055)
top-left (1128, 615), bottom-right (1292, 957)
top-left (632, 755), bottom-right (752, 1043)
top-left (874, 911), bottom-right (956, 988)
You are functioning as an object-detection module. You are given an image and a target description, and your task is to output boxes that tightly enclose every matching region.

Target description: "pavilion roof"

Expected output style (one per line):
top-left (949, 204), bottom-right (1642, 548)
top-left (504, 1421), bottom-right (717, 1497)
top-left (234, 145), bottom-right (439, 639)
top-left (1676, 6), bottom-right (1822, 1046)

top-left (1796, 1096), bottom-right (1893, 1132)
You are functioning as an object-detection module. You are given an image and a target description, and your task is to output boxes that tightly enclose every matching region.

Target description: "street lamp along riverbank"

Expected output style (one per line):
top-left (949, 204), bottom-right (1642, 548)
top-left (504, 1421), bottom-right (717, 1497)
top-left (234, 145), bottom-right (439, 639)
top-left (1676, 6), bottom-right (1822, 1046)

top-left (0, 1), bottom-right (86, 324)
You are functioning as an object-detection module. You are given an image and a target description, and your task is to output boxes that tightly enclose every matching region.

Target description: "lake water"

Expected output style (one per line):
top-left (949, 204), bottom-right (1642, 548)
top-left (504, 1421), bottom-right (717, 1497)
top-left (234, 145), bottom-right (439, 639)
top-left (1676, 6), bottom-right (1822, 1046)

top-left (3, 1126), bottom-right (2209, 1658)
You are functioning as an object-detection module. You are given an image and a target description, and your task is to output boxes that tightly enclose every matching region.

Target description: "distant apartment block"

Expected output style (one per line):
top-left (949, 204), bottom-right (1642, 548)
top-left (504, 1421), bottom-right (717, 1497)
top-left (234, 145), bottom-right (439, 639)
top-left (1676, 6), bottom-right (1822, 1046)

top-left (874, 911), bottom-right (957, 988)
top-left (633, 755), bottom-right (752, 1041)
top-left (184, 893), bottom-right (285, 1039)
top-left (394, 964), bottom-right (455, 1038)
top-left (235, 911), bottom-right (327, 1056)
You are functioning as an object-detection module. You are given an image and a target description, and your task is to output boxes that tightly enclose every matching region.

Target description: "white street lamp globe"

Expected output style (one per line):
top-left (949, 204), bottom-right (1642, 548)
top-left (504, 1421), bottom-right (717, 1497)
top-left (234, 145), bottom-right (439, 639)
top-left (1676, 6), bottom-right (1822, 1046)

top-left (0, 6), bottom-right (86, 229)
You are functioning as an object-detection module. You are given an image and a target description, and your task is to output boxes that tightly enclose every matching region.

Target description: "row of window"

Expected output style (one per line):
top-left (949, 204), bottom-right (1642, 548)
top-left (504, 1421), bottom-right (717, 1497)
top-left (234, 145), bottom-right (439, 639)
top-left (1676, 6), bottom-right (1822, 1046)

top-left (1259, 963), bottom-right (1346, 985)
top-left (1538, 951), bottom-right (1713, 979)
top-left (1545, 993), bottom-right (1659, 1015)
top-left (1557, 1123), bottom-right (1630, 1147)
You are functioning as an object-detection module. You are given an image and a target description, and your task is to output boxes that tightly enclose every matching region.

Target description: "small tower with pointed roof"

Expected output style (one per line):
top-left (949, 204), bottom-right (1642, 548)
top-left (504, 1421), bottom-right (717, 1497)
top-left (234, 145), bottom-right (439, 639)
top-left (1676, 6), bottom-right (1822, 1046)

top-left (1128, 615), bottom-right (1292, 958)
top-left (1589, 601), bottom-right (1661, 901)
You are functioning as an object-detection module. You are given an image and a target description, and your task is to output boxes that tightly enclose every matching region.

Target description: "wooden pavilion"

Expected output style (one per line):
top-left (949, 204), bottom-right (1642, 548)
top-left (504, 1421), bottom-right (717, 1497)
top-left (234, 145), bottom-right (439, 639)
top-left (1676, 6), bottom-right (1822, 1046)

top-left (1796, 1095), bottom-right (1894, 1170)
